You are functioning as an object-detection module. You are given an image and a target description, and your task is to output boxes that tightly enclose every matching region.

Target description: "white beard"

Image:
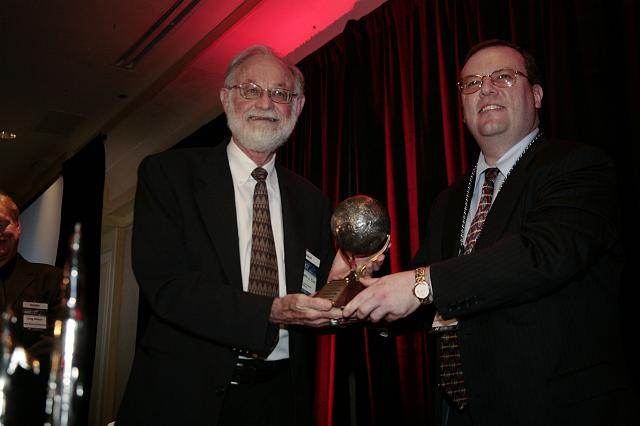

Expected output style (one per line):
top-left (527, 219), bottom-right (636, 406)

top-left (225, 99), bottom-right (298, 153)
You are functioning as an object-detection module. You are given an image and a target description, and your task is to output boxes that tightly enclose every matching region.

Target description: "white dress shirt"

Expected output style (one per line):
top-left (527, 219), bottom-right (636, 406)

top-left (227, 140), bottom-right (289, 361)
top-left (463, 128), bottom-right (540, 243)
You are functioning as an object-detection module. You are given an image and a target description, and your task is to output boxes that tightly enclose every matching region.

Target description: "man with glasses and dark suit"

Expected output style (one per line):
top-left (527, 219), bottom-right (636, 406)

top-left (118, 45), bottom-right (344, 426)
top-left (343, 40), bottom-right (636, 426)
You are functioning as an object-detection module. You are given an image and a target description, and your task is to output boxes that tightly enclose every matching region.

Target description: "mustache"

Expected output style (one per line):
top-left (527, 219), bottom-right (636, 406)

top-left (244, 108), bottom-right (280, 122)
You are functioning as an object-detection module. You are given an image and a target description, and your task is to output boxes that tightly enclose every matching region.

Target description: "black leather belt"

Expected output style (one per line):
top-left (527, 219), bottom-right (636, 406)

top-left (230, 359), bottom-right (290, 385)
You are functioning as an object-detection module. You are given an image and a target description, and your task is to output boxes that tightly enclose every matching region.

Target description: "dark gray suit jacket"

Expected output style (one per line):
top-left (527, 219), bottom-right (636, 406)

top-left (118, 143), bottom-right (333, 425)
top-left (414, 139), bottom-right (633, 426)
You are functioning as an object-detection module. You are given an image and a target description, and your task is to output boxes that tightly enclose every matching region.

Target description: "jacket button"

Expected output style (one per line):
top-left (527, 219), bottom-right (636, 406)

top-left (215, 385), bottom-right (226, 396)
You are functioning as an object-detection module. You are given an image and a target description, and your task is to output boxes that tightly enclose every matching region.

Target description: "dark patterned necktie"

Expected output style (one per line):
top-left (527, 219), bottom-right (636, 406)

top-left (247, 167), bottom-right (279, 297)
top-left (439, 167), bottom-right (499, 410)
top-left (464, 168), bottom-right (499, 254)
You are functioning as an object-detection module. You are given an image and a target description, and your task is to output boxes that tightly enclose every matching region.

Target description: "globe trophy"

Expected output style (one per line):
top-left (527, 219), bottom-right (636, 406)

top-left (314, 195), bottom-right (390, 313)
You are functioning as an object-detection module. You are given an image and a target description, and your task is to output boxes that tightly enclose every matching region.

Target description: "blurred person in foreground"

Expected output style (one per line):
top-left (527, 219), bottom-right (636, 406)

top-left (0, 191), bottom-right (62, 425)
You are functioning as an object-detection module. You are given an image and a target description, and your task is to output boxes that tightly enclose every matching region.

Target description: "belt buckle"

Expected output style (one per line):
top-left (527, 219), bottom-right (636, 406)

top-left (230, 358), bottom-right (266, 386)
top-left (428, 324), bottom-right (458, 335)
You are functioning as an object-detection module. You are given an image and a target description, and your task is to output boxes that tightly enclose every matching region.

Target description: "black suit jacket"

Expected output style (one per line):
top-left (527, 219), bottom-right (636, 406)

top-left (414, 139), bottom-right (633, 426)
top-left (118, 143), bottom-right (333, 425)
top-left (1, 253), bottom-right (62, 357)
top-left (1, 254), bottom-right (62, 425)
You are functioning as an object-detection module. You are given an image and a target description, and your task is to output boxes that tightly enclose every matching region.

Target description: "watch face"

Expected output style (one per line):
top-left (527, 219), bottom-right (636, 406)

top-left (414, 283), bottom-right (429, 299)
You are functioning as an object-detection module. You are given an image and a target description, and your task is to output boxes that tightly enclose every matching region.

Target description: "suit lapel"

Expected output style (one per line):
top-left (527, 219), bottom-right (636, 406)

top-left (474, 137), bottom-right (544, 250)
top-left (277, 165), bottom-right (305, 294)
top-left (194, 144), bottom-right (243, 290)
top-left (442, 174), bottom-right (473, 259)
top-left (5, 255), bottom-right (36, 309)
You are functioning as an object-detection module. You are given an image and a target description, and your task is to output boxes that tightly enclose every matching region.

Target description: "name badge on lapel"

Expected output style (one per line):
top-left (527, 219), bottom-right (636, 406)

top-left (22, 301), bottom-right (48, 330)
top-left (302, 250), bottom-right (320, 295)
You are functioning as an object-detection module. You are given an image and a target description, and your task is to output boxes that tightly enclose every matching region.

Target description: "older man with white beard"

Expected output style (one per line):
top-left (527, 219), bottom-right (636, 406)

top-left (118, 45), bottom-right (343, 426)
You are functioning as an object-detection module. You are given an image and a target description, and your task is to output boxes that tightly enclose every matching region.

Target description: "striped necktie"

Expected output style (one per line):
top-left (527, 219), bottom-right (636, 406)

top-left (247, 167), bottom-right (279, 298)
top-left (439, 167), bottom-right (499, 410)
top-left (464, 168), bottom-right (499, 254)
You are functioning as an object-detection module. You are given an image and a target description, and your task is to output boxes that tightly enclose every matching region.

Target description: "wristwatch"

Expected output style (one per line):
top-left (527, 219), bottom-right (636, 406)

top-left (413, 267), bottom-right (433, 304)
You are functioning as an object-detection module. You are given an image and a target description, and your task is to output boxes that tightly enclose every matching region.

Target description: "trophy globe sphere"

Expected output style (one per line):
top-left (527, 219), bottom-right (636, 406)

top-left (330, 195), bottom-right (390, 258)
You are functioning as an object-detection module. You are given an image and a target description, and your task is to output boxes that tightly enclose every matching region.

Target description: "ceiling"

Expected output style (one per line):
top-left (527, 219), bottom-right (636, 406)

top-left (0, 0), bottom-right (386, 212)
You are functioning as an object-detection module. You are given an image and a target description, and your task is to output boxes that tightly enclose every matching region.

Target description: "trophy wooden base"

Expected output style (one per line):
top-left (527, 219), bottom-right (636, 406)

top-left (314, 271), bottom-right (364, 309)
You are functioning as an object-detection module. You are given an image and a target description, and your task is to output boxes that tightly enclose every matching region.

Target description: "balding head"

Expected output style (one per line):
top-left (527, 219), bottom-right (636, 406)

top-left (0, 192), bottom-right (19, 223)
top-left (0, 191), bottom-right (21, 268)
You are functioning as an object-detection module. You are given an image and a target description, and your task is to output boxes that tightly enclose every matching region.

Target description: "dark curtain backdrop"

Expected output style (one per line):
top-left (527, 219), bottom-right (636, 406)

top-left (55, 135), bottom-right (105, 424)
top-left (174, 0), bottom-right (638, 424)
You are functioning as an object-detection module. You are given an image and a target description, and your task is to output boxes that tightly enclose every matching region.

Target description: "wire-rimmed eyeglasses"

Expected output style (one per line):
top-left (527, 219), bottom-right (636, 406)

top-left (457, 68), bottom-right (530, 94)
top-left (227, 82), bottom-right (298, 104)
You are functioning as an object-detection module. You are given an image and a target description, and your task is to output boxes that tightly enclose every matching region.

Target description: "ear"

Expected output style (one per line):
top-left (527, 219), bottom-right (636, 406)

top-left (220, 87), bottom-right (229, 107)
top-left (294, 94), bottom-right (306, 116)
top-left (532, 84), bottom-right (543, 109)
top-left (459, 100), bottom-right (467, 123)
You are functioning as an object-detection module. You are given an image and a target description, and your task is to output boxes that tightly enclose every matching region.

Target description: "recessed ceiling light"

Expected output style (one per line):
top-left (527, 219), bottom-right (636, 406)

top-left (0, 131), bottom-right (17, 140)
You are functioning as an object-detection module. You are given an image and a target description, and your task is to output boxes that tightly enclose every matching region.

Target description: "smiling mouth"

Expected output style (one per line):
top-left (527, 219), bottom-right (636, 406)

top-left (248, 115), bottom-right (279, 122)
top-left (479, 104), bottom-right (504, 113)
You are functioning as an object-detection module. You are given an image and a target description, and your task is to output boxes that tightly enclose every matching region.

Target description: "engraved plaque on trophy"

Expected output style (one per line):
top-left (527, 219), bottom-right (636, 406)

top-left (315, 195), bottom-right (390, 311)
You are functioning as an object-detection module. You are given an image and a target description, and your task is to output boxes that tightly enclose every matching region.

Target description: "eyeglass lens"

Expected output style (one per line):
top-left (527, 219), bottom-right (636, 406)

top-left (459, 68), bottom-right (518, 94)
top-left (237, 83), bottom-right (293, 104)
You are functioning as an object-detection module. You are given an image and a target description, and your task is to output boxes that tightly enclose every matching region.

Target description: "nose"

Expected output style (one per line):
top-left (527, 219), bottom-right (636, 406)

top-left (254, 89), bottom-right (274, 109)
top-left (479, 75), bottom-right (497, 96)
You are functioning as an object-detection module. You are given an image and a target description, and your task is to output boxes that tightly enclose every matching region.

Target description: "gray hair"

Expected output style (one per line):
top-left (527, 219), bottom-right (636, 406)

top-left (224, 45), bottom-right (305, 96)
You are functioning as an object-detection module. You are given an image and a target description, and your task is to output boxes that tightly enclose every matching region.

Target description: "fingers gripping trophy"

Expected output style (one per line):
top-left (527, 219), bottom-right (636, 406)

top-left (315, 195), bottom-right (390, 319)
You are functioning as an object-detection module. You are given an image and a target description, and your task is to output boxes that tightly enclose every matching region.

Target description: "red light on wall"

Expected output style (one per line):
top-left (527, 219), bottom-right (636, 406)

top-left (213, 0), bottom-right (359, 59)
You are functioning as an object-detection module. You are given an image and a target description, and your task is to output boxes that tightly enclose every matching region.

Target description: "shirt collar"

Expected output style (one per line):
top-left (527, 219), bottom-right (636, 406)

top-left (476, 128), bottom-right (539, 178)
top-left (227, 139), bottom-right (277, 184)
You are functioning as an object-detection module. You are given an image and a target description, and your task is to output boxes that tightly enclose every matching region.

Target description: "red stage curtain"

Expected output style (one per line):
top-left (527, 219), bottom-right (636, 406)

top-left (282, 0), bottom-right (639, 424)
